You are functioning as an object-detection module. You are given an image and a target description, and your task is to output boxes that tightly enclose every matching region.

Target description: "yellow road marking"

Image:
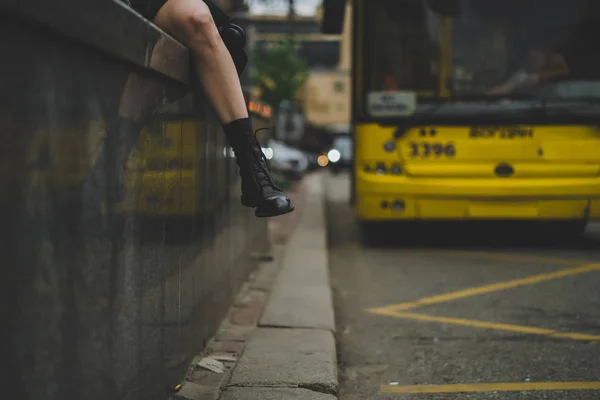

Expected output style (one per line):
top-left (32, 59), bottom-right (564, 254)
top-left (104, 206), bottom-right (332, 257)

top-left (368, 263), bottom-right (600, 313)
top-left (368, 310), bottom-right (600, 341)
top-left (380, 381), bottom-right (600, 394)
top-left (425, 249), bottom-right (593, 266)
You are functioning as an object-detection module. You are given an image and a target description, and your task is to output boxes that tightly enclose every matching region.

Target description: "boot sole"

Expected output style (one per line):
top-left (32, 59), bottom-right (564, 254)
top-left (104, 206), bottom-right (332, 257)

top-left (255, 205), bottom-right (295, 218)
top-left (241, 198), bottom-right (257, 208)
top-left (241, 197), bottom-right (295, 218)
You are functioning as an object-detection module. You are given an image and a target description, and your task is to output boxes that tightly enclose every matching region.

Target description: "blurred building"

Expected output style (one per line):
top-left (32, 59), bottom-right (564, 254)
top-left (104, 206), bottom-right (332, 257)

top-left (242, 4), bottom-right (352, 150)
top-left (250, 14), bottom-right (340, 68)
top-left (301, 2), bottom-right (351, 134)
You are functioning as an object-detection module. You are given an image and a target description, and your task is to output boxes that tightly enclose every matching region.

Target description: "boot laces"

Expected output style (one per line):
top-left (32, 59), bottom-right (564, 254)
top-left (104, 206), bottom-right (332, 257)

top-left (246, 128), bottom-right (282, 191)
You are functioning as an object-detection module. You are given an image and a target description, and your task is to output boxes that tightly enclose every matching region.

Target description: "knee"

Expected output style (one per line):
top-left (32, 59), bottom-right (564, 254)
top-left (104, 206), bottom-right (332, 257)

top-left (183, 5), bottom-right (221, 49)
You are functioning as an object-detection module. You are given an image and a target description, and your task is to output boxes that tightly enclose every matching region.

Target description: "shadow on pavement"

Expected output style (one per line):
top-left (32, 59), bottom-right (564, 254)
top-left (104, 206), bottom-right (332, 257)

top-left (354, 220), bottom-right (600, 251)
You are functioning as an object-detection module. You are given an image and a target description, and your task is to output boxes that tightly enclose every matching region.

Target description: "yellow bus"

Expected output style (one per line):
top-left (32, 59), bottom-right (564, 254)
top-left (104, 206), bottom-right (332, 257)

top-left (323, 0), bottom-right (600, 241)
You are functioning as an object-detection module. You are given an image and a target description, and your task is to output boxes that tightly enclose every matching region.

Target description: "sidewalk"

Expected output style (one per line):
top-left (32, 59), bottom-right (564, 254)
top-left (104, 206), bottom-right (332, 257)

top-left (171, 171), bottom-right (338, 400)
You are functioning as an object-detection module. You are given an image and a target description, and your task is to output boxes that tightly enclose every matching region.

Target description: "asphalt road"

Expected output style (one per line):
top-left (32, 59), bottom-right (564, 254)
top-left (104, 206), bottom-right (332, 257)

top-left (326, 171), bottom-right (600, 400)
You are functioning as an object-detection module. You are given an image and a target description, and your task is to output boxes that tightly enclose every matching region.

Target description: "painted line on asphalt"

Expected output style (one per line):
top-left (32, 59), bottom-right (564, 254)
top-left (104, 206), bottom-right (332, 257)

top-left (368, 263), bottom-right (600, 313)
top-left (424, 249), bottom-right (593, 266)
top-left (380, 381), bottom-right (600, 394)
top-left (368, 310), bottom-right (600, 341)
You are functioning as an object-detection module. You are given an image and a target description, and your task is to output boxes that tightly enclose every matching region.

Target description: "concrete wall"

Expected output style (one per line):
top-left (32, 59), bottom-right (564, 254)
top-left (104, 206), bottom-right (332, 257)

top-left (1, 1), bottom-right (269, 399)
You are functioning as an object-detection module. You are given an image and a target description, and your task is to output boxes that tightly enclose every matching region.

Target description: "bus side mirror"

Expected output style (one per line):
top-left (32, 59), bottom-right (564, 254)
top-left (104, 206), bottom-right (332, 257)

top-left (427, 0), bottom-right (460, 17)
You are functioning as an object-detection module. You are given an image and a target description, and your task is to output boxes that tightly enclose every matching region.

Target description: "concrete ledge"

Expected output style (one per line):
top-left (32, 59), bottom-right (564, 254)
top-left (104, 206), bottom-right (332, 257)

top-left (1, 0), bottom-right (190, 83)
top-left (259, 173), bottom-right (335, 331)
top-left (228, 328), bottom-right (337, 394)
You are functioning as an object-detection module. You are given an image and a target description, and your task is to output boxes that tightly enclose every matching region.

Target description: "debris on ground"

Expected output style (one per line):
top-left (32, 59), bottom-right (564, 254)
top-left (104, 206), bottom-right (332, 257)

top-left (196, 357), bottom-right (225, 373)
top-left (211, 354), bottom-right (237, 362)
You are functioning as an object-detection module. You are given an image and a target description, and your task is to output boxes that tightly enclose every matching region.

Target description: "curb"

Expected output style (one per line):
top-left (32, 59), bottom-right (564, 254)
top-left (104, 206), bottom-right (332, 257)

top-left (259, 172), bottom-right (335, 332)
top-left (221, 171), bottom-right (337, 399)
top-left (170, 244), bottom-right (286, 400)
top-left (170, 174), bottom-right (338, 400)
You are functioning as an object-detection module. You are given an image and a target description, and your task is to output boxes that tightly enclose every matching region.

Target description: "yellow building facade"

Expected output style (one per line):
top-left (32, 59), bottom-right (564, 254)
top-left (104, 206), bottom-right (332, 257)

top-left (302, 3), bottom-right (352, 129)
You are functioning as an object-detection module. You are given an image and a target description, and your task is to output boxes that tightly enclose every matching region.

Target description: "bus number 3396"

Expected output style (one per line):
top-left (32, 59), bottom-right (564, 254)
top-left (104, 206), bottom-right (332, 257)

top-left (409, 142), bottom-right (456, 158)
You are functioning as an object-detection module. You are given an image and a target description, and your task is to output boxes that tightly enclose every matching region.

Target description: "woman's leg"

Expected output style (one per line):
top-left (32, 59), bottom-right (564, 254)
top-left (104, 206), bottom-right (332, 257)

top-left (154, 0), bottom-right (246, 124)
top-left (152, 0), bottom-right (294, 217)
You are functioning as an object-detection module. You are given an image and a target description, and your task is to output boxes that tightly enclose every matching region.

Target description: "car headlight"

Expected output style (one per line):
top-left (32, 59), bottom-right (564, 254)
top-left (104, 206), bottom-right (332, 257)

top-left (223, 147), bottom-right (235, 158)
top-left (261, 147), bottom-right (273, 160)
top-left (318, 155), bottom-right (329, 167)
top-left (327, 149), bottom-right (341, 163)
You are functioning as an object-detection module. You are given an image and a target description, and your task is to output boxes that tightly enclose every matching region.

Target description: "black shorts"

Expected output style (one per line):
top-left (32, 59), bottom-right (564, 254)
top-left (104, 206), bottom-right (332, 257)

top-left (130, 0), bottom-right (168, 22)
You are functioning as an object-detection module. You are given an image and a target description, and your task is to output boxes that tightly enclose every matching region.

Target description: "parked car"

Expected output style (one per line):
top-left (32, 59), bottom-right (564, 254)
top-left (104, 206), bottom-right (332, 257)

top-left (262, 140), bottom-right (309, 181)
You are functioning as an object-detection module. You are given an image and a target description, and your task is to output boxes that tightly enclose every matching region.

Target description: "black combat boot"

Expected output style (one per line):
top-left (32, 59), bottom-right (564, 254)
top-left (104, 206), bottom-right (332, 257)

top-left (223, 118), bottom-right (294, 218)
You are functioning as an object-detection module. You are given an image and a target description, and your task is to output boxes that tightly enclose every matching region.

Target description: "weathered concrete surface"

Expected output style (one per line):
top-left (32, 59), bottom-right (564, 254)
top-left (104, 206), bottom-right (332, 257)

top-left (172, 382), bottom-right (217, 400)
top-left (221, 387), bottom-right (337, 400)
top-left (260, 285), bottom-right (335, 331)
top-left (228, 328), bottom-right (337, 395)
top-left (259, 173), bottom-right (336, 332)
top-left (248, 245), bottom-right (286, 291)
top-left (3, 2), bottom-right (269, 400)
top-left (221, 172), bottom-right (338, 399)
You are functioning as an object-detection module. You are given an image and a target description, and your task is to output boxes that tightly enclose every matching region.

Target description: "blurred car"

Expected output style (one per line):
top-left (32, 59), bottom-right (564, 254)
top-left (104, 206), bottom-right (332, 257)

top-left (327, 135), bottom-right (352, 173)
top-left (301, 149), bottom-right (322, 171)
top-left (262, 140), bottom-right (309, 180)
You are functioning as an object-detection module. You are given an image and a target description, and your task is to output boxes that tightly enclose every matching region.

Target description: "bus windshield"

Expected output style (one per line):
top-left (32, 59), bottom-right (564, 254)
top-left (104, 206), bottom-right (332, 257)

top-left (364, 0), bottom-right (600, 104)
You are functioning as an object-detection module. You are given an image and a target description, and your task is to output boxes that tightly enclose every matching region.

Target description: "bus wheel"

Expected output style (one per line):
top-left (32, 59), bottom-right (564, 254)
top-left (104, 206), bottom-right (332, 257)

top-left (358, 221), bottom-right (383, 246)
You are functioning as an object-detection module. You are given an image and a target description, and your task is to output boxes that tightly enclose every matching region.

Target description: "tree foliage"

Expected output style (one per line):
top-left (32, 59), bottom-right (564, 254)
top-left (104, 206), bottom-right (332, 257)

top-left (250, 41), bottom-right (310, 111)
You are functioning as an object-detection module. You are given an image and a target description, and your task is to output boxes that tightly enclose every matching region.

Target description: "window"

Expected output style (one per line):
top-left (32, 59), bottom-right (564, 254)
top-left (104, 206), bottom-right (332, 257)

top-left (363, 0), bottom-right (598, 99)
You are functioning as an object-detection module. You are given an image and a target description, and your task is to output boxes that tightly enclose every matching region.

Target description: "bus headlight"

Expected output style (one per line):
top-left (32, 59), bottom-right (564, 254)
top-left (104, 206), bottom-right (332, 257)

top-left (392, 200), bottom-right (405, 212)
top-left (375, 162), bottom-right (387, 174)
top-left (383, 141), bottom-right (396, 152)
top-left (390, 163), bottom-right (403, 175)
top-left (327, 149), bottom-right (341, 163)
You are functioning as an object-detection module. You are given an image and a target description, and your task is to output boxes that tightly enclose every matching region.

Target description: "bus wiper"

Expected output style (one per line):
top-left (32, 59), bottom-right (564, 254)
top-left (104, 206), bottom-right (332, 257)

top-left (538, 96), bottom-right (600, 116)
top-left (540, 96), bottom-right (600, 106)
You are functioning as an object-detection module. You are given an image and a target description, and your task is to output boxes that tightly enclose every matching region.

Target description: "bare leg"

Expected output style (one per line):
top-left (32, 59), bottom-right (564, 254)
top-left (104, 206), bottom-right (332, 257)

top-left (154, 0), bottom-right (247, 124)
top-left (150, 0), bottom-right (294, 217)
